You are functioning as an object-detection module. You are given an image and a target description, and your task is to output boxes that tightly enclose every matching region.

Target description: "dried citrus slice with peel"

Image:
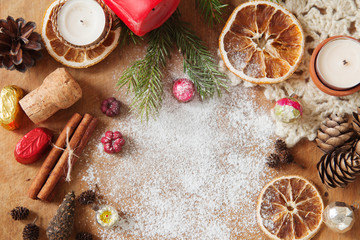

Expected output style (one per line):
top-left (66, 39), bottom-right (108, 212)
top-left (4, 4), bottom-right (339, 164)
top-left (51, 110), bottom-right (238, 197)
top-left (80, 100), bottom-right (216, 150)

top-left (42, 1), bottom-right (120, 68)
top-left (257, 176), bottom-right (323, 240)
top-left (219, 1), bottom-right (304, 84)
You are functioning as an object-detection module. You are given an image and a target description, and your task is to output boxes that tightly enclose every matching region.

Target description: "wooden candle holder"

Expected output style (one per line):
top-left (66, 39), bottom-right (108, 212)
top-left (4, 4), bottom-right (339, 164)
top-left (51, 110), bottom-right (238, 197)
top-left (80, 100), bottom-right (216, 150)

top-left (19, 68), bottom-right (82, 124)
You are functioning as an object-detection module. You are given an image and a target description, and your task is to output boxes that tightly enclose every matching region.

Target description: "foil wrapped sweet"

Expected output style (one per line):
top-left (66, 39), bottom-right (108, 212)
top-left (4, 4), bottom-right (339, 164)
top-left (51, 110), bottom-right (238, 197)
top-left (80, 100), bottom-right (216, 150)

top-left (0, 85), bottom-right (24, 130)
top-left (323, 202), bottom-right (355, 233)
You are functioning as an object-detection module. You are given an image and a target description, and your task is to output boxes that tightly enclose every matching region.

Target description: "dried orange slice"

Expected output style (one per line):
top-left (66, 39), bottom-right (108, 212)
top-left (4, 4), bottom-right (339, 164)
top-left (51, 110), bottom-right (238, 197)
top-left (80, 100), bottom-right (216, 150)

top-left (257, 176), bottom-right (323, 240)
top-left (219, 1), bottom-right (304, 84)
top-left (41, 1), bottom-right (121, 68)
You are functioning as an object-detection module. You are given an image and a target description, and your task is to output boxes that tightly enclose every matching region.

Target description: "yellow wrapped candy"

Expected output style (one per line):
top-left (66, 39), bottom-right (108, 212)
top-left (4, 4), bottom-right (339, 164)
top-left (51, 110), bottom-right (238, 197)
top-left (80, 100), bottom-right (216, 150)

top-left (0, 85), bottom-right (24, 130)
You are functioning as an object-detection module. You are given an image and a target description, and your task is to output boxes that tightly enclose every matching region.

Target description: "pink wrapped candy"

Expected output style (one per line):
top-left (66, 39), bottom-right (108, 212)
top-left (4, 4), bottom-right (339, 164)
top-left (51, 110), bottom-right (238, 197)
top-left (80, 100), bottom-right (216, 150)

top-left (274, 96), bottom-right (303, 123)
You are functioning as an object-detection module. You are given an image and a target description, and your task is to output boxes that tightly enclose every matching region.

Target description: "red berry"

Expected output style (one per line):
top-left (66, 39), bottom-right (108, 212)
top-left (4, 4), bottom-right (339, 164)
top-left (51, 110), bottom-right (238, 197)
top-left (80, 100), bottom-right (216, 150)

top-left (105, 131), bottom-right (113, 139)
top-left (172, 78), bottom-right (195, 102)
top-left (104, 143), bottom-right (114, 153)
top-left (101, 130), bottom-right (125, 154)
top-left (113, 143), bottom-right (122, 153)
top-left (113, 131), bottom-right (122, 139)
top-left (117, 138), bottom-right (125, 146)
top-left (101, 137), bottom-right (109, 144)
top-left (101, 97), bottom-right (121, 117)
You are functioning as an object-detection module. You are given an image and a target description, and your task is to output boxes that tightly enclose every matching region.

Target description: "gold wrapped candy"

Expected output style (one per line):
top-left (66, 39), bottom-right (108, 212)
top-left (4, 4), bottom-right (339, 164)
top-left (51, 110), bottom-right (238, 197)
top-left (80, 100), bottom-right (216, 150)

top-left (0, 85), bottom-right (24, 130)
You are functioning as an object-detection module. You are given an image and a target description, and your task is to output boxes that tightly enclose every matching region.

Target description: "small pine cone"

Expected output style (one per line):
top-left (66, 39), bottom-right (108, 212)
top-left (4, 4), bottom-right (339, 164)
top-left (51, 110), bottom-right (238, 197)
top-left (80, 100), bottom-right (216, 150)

top-left (352, 108), bottom-right (360, 135)
top-left (317, 151), bottom-right (360, 188)
top-left (23, 223), bottom-right (39, 240)
top-left (315, 114), bottom-right (355, 153)
top-left (10, 206), bottom-right (29, 220)
top-left (274, 139), bottom-right (287, 152)
top-left (266, 153), bottom-right (281, 168)
top-left (76, 232), bottom-right (93, 240)
top-left (78, 190), bottom-right (96, 205)
top-left (278, 150), bottom-right (294, 164)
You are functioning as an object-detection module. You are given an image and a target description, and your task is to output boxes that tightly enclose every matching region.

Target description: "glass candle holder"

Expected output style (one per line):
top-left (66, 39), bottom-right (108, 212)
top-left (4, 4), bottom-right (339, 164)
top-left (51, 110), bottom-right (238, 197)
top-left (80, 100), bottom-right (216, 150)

top-left (51, 0), bottom-right (112, 50)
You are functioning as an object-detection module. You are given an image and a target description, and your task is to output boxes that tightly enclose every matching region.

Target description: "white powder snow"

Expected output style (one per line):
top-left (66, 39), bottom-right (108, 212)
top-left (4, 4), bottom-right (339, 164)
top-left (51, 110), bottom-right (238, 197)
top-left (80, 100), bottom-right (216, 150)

top-left (80, 57), bottom-right (275, 239)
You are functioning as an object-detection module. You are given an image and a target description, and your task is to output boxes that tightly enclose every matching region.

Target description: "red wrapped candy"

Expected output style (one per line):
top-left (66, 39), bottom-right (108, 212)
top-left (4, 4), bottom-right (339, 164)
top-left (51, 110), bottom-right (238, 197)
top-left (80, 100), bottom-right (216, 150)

top-left (14, 128), bottom-right (53, 164)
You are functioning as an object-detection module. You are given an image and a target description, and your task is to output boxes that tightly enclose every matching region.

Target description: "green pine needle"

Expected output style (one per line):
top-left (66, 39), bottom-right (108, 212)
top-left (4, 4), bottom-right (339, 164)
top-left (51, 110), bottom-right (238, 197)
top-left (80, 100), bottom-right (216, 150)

top-left (171, 12), bottom-right (228, 99)
top-left (114, 18), bottom-right (144, 47)
top-left (117, 10), bottom-right (228, 121)
top-left (195, 0), bottom-right (228, 27)
top-left (117, 17), bottom-right (174, 121)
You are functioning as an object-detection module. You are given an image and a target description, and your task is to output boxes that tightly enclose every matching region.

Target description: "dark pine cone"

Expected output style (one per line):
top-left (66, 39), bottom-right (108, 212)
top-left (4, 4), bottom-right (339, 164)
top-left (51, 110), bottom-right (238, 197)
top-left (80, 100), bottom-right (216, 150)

top-left (23, 223), bottom-right (39, 240)
top-left (0, 16), bottom-right (43, 72)
top-left (266, 153), bottom-right (281, 168)
top-left (274, 139), bottom-right (287, 152)
top-left (76, 232), bottom-right (93, 240)
top-left (78, 190), bottom-right (96, 205)
top-left (10, 206), bottom-right (29, 220)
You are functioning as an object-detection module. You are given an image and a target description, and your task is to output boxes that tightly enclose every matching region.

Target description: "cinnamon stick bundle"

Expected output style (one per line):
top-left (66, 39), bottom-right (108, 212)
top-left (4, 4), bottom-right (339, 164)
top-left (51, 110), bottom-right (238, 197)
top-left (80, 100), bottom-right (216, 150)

top-left (37, 114), bottom-right (97, 201)
top-left (45, 119), bottom-right (98, 202)
top-left (28, 113), bottom-right (82, 199)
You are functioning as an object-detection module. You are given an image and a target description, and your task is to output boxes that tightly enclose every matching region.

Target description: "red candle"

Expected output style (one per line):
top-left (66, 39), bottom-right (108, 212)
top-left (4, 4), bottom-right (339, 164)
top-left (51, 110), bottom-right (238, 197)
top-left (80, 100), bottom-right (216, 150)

top-left (104, 0), bottom-right (180, 36)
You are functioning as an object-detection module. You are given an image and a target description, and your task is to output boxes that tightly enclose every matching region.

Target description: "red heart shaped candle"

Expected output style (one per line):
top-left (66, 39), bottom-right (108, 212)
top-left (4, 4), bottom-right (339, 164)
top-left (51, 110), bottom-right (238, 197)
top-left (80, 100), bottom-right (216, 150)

top-left (103, 0), bottom-right (180, 36)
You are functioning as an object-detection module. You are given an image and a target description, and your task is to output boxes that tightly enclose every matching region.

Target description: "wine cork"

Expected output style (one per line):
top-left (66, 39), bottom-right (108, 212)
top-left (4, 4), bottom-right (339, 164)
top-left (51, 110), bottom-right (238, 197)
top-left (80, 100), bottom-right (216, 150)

top-left (19, 68), bottom-right (82, 124)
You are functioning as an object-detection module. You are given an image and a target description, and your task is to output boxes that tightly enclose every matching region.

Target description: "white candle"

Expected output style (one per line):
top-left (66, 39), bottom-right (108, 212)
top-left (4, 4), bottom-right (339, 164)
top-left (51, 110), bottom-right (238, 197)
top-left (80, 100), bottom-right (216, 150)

top-left (316, 38), bottom-right (360, 89)
top-left (57, 0), bottom-right (106, 46)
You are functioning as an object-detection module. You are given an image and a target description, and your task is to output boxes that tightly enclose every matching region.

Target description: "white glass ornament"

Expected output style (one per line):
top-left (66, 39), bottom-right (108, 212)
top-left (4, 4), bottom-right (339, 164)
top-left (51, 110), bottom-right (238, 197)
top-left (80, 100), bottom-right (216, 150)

top-left (323, 202), bottom-right (355, 233)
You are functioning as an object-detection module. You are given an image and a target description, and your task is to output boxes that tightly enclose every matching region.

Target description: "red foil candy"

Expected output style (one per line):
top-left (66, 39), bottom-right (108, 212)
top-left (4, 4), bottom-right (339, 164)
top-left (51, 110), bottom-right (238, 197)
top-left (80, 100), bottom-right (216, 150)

top-left (103, 0), bottom-right (180, 36)
top-left (14, 128), bottom-right (53, 164)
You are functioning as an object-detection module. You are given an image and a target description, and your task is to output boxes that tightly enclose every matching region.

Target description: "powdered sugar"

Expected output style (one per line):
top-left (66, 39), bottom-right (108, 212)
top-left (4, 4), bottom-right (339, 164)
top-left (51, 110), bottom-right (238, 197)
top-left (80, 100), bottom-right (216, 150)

top-left (80, 62), bottom-right (275, 239)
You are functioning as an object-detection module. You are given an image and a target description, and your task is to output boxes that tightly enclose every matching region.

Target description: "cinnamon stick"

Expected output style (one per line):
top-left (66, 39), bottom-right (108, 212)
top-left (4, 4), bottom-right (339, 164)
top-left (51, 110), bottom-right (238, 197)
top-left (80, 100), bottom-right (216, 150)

top-left (47, 118), bottom-right (98, 200)
top-left (27, 113), bottom-right (83, 199)
top-left (37, 114), bottom-right (94, 201)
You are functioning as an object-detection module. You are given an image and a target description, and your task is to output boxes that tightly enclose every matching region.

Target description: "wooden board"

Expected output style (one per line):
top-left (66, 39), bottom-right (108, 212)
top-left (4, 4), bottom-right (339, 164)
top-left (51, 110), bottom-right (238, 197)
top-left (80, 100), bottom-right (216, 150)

top-left (0, 0), bottom-right (359, 239)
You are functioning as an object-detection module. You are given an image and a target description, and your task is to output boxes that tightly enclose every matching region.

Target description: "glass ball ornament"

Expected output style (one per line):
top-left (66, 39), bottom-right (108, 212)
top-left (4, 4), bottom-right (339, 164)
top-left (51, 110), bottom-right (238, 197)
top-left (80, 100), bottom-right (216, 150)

top-left (323, 202), bottom-right (355, 233)
top-left (273, 94), bottom-right (303, 123)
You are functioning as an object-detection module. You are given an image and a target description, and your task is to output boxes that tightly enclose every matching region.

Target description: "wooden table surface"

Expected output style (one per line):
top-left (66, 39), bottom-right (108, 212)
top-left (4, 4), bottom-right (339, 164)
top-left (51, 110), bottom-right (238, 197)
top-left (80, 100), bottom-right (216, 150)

top-left (1, 0), bottom-right (360, 239)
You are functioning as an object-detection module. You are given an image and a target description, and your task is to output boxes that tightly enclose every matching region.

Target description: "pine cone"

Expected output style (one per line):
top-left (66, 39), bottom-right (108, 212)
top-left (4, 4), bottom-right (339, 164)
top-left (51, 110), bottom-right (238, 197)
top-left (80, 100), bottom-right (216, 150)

top-left (317, 150), bottom-right (360, 188)
top-left (352, 107), bottom-right (360, 135)
top-left (266, 153), bottom-right (281, 168)
top-left (315, 114), bottom-right (355, 153)
top-left (23, 223), bottom-right (39, 240)
top-left (266, 139), bottom-right (294, 168)
top-left (46, 191), bottom-right (75, 240)
top-left (10, 206), bottom-right (29, 220)
top-left (274, 139), bottom-right (287, 152)
top-left (78, 190), bottom-right (96, 205)
top-left (76, 232), bottom-right (93, 240)
top-left (0, 16), bottom-right (43, 72)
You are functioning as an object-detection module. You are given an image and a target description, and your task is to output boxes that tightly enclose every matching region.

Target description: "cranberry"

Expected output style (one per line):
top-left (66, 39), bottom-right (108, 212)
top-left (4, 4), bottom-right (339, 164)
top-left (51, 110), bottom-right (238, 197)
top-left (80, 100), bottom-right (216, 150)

top-left (101, 131), bottom-right (125, 154)
top-left (172, 78), bottom-right (195, 102)
top-left (101, 97), bottom-right (121, 117)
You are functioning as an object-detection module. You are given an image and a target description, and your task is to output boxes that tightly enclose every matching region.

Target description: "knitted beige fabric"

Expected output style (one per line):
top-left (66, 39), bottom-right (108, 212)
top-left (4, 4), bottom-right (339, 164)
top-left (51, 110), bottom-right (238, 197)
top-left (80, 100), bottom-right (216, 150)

top-left (224, 0), bottom-right (360, 146)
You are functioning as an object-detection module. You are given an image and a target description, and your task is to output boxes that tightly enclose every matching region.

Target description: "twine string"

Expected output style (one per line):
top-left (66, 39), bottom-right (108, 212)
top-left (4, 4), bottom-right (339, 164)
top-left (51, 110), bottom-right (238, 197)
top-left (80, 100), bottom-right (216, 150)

top-left (51, 127), bottom-right (79, 182)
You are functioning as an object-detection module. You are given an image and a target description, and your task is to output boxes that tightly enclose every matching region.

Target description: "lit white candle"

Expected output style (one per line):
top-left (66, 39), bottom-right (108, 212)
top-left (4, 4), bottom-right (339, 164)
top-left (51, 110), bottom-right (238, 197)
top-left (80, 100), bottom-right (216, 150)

top-left (316, 38), bottom-right (360, 89)
top-left (57, 0), bottom-right (106, 46)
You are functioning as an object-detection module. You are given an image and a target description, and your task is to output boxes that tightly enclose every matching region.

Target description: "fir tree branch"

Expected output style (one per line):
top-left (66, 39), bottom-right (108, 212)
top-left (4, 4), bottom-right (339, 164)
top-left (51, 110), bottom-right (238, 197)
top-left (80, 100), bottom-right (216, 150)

top-left (114, 19), bottom-right (144, 47)
top-left (117, 17), bottom-right (174, 121)
top-left (195, 0), bottom-right (228, 27)
top-left (117, 10), bottom-right (228, 120)
top-left (171, 12), bottom-right (228, 99)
